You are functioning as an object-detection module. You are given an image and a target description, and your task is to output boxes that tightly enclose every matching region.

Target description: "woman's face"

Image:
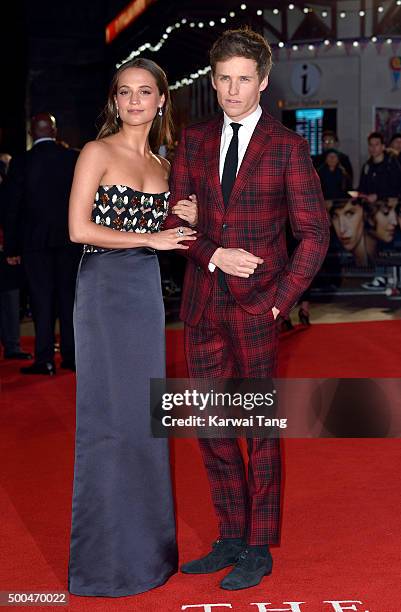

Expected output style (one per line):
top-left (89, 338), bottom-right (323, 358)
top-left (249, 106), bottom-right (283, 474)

top-left (326, 152), bottom-right (339, 169)
top-left (331, 201), bottom-right (364, 251)
top-left (114, 67), bottom-right (164, 127)
top-left (371, 200), bottom-right (398, 242)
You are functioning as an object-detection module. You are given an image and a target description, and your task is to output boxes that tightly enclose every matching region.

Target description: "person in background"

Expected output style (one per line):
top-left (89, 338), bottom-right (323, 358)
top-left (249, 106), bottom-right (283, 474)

top-left (388, 132), bottom-right (401, 157)
top-left (0, 154), bottom-right (32, 360)
top-left (358, 132), bottom-right (401, 291)
top-left (318, 149), bottom-right (352, 200)
top-left (359, 132), bottom-right (401, 202)
top-left (313, 130), bottom-right (353, 186)
top-left (0, 154), bottom-right (11, 179)
top-left (2, 113), bottom-right (81, 375)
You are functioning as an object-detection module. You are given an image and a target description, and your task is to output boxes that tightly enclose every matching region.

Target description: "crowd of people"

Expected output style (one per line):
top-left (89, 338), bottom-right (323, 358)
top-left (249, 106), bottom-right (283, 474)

top-left (280, 128), bottom-right (401, 329)
top-left (315, 130), bottom-right (401, 295)
top-left (314, 129), bottom-right (401, 202)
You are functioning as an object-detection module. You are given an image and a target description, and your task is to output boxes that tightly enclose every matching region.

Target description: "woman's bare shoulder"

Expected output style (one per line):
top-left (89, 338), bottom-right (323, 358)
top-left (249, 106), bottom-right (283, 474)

top-left (81, 138), bottom-right (113, 155)
top-left (78, 139), bottom-right (114, 168)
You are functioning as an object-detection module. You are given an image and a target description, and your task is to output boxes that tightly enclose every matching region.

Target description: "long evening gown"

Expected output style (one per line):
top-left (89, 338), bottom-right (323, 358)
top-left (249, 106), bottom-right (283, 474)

top-left (68, 185), bottom-right (177, 597)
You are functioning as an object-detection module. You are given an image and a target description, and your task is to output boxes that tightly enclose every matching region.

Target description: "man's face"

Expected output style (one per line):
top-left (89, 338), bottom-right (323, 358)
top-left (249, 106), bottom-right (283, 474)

top-left (322, 135), bottom-right (337, 151)
top-left (331, 201), bottom-right (364, 252)
top-left (211, 56), bottom-right (268, 122)
top-left (326, 152), bottom-right (339, 169)
top-left (368, 137), bottom-right (385, 160)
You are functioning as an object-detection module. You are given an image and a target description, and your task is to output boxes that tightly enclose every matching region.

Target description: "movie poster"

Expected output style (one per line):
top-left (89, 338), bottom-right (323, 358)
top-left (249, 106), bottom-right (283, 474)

top-left (327, 197), bottom-right (401, 268)
top-left (375, 107), bottom-right (401, 146)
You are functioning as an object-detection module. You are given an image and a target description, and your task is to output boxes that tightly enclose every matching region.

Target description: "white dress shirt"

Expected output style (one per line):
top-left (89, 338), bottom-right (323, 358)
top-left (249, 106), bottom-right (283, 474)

top-left (218, 105), bottom-right (262, 180)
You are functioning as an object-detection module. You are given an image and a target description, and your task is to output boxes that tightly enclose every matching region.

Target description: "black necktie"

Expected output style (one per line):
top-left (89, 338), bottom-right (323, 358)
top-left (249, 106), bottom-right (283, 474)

top-left (221, 122), bottom-right (242, 208)
top-left (218, 122), bottom-right (242, 292)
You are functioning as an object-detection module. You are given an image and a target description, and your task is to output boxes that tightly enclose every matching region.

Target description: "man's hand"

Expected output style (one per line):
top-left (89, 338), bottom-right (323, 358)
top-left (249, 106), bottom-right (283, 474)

top-left (210, 247), bottom-right (263, 278)
top-left (6, 256), bottom-right (21, 266)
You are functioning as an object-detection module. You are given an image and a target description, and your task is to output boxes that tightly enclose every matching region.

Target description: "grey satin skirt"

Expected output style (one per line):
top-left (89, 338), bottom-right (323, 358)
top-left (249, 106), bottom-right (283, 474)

top-left (68, 248), bottom-right (177, 597)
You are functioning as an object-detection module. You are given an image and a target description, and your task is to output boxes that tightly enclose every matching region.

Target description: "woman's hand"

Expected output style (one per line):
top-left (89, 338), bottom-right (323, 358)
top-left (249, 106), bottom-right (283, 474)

top-left (172, 194), bottom-right (198, 226)
top-left (147, 227), bottom-right (197, 250)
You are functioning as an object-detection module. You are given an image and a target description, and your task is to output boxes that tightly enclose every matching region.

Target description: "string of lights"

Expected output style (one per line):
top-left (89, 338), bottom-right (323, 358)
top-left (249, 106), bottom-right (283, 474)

top-left (117, 3), bottom-right (261, 67)
top-left (169, 34), bottom-right (401, 91)
top-left (117, 0), bottom-right (401, 67)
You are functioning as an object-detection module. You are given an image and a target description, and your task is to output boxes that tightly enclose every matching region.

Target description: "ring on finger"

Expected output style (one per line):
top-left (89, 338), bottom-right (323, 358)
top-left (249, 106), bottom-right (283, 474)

top-left (176, 227), bottom-right (185, 237)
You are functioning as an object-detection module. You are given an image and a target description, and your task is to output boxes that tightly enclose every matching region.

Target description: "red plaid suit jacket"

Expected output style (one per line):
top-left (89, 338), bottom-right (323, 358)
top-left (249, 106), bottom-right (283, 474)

top-left (165, 109), bottom-right (330, 325)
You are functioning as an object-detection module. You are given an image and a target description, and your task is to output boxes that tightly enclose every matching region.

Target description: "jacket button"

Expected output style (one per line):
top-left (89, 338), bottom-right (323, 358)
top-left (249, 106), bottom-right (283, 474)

top-left (196, 265), bottom-right (201, 271)
top-left (222, 223), bottom-right (228, 229)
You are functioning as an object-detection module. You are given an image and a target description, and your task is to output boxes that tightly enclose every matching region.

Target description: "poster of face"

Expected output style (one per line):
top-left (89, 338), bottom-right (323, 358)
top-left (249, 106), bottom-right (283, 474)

top-left (326, 197), bottom-right (401, 266)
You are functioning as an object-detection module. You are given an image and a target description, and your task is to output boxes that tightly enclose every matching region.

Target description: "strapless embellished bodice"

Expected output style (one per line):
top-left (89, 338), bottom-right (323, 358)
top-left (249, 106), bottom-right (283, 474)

top-left (83, 184), bottom-right (169, 253)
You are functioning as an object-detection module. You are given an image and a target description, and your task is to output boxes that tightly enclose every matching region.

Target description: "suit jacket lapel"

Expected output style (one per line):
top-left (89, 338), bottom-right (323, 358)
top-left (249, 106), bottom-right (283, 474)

top-left (203, 115), bottom-right (225, 213)
top-left (228, 111), bottom-right (272, 209)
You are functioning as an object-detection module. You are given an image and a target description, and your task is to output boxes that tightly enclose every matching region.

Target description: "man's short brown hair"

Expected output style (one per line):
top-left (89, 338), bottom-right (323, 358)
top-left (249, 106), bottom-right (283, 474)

top-left (209, 27), bottom-right (272, 81)
top-left (368, 131), bottom-right (384, 144)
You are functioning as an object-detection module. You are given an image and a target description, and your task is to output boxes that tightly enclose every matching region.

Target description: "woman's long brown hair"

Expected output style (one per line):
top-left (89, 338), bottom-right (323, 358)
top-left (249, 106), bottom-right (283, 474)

top-left (97, 58), bottom-right (173, 151)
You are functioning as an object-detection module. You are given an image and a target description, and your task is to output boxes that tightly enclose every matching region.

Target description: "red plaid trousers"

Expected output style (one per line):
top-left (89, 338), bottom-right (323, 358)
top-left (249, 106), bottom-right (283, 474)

top-left (185, 280), bottom-right (281, 545)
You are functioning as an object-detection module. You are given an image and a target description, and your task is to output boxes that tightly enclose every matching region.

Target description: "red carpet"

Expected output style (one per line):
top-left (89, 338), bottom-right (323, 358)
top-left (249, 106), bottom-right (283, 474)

top-left (1, 321), bottom-right (400, 611)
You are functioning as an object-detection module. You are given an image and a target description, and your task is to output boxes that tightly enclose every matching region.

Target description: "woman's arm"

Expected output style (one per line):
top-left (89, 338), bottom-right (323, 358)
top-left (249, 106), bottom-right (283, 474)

top-left (69, 141), bottom-right (150, 249)
top-left (69, 141), bottom-right (196, 250)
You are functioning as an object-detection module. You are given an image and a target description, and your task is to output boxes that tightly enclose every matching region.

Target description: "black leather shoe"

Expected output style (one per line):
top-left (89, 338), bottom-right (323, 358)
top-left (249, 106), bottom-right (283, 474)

top-left (4, 351), bottom-right (33, 360)
top-left (20, 362), bottom-right (55, 376)
top-left (220, 547), bottom-right (273, 590)
top-left (61, 360), bottom-right (76, 371)
top-left (181, 538), bottom-right (245, 574)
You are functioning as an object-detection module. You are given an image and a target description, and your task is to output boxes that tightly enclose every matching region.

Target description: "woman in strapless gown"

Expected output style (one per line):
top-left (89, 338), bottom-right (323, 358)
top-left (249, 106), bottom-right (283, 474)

top-left (67, 58), bottom-right (197, 597)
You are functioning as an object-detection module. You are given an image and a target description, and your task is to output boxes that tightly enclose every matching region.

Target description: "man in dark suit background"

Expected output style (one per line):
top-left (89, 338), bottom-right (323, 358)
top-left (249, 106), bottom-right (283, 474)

top-left (0, 153), bottom-right (32, 360)
top-left (3, 113), bottom-right (81, 374)
top-left (165, 28), bottom-right (329, 590)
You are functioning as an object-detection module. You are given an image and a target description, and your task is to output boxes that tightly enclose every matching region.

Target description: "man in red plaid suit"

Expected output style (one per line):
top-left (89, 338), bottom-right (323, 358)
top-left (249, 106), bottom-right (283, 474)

top-left (166, 28), bottom-right (329, 590)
